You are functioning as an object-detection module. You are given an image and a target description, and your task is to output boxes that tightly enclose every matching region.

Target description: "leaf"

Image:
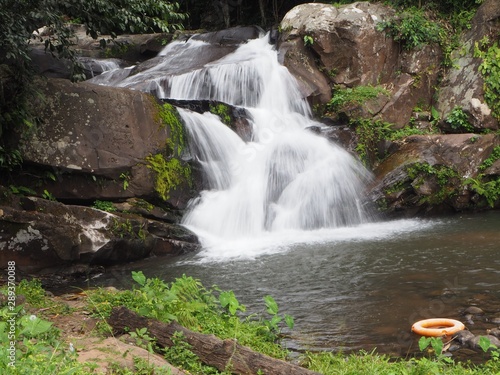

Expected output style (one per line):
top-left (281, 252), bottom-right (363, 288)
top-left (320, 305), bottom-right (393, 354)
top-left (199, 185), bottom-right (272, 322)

top-left (479, 336), bottom-right (492, 352)
top-left (430, 337), bottom-right (444, 355)
top-left (264, 295), bottom-right (279, 315)
top-left (284, 314), bottom-right (295, 330)
top-left (132, 271), bottom-right (146, 286)
top-left (219, 291), bottom-right (241, 315)
top-left (418, 336), bottom-right (431, 351)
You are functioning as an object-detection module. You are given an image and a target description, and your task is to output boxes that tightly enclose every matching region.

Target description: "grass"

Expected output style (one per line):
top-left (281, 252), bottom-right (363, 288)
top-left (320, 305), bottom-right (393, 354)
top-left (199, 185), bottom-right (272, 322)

top-left (1, 276), bottom-right (500, 374)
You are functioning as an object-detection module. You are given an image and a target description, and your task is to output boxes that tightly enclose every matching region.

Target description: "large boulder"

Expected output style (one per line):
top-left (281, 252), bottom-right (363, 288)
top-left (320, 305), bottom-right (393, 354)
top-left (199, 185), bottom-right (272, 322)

top-left (15, 78), bottom-right (196, 209)
top-left (436, 0), bottom-right (500, 131)
top-left (279, 2), bottom-right (441, 126)
top-left (0, 194), bottom-right (199, 273)
top-left (369, 134), bottom-right (500, 215)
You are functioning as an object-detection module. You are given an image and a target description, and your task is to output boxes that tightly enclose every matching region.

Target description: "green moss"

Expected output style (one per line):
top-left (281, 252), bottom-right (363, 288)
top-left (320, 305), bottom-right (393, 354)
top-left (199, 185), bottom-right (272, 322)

top-left (156, 103), bottom-right (186, 154)
top-left (480, 146), bottom-right (500, 171)
top-left (209, 103), bottom-right (232, 126)
top-left (146, 153), bottom-right (192, 201)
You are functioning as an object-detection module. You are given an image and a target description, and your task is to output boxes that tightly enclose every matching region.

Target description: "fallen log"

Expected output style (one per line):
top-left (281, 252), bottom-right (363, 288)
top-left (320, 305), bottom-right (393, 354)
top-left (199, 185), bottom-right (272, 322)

top-left (108, 306), bottom-right (320, 375)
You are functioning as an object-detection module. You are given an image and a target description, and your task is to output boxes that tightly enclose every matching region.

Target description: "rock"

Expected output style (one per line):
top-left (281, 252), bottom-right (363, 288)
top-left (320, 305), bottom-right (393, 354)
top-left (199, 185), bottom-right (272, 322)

top-left (0, 196), bottom-right (199, 273)
top-left (369, 133), bottom-right (500, 215)
top-left (12, 78), bottom-right (196, 209)
top-left (468, 335), bottom-right (500, 351)
top-left (488, 328), bottom-right (500, 338)
top-left (464, 306), bottom-right (485, 315)
top-left (436, 0), bottom-right (500, 131)
top-left (489, 317), bottom-right (500, 325)
top-left (454, 330), bottom-right (475, 346)
top-left (279, 2), bottom-right (441, 126)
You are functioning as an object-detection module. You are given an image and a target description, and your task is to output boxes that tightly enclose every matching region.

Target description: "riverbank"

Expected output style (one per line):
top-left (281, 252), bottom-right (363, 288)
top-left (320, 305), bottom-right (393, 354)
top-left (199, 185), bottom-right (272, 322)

top-left (1, 274), bottom-right (499, 374)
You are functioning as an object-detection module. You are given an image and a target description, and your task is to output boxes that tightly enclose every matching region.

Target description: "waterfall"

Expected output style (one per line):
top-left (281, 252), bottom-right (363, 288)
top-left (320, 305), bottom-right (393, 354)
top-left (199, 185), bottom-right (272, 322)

top-left (90, 32), bottom-right (373, 255)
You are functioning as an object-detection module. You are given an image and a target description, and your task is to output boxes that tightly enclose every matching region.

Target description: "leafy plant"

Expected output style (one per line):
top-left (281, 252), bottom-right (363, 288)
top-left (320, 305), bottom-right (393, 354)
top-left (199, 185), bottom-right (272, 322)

top-left (445, 106), bottom-right (474, 132)
top-left (92, 200), bottom-right (117, 212)
top-left (303, 35), bottom-right (314, 46)
top-left (209, 103), bottom-right (232, 126)
top-left (328, 85), bottom-right (390, 114)
top-left (145, 153), bottom-right (192, 201)
top-left (475, 42), bottom-right (500, 120)
top-left (376, 7), bottom-right (443, 50)
top-left (119, 172), bottom-right (130, 191)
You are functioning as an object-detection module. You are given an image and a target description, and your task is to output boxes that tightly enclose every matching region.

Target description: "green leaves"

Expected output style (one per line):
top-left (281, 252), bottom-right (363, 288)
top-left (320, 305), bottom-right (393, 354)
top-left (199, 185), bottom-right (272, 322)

top-left (219, 291), bottom-right (245, 315)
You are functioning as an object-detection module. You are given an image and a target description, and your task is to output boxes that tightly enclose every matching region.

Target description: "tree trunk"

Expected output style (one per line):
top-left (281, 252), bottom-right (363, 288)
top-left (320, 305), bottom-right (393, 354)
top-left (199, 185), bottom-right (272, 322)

top-left (108, 306), bottom-right (320, 375)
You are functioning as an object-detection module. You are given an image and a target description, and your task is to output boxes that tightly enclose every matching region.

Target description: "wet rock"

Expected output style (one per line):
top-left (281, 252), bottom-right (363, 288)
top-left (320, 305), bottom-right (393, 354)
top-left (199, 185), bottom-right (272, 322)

top-left (454, 330), bottom-right (475, 346)
top-left (468, 335), bottom-right (500, 351)
top-left (0, 196), bottom-right (199, 273)
top-left (369, 134), bottom-right (500, 215)
top-left (465, 306), bottom-right (484, 315)
top-left (488, 328), bottom-right (500, 338)
top-left (464, 314), bottom-right (474, 325)
top-left (490, 317), bottom-right (500, 325)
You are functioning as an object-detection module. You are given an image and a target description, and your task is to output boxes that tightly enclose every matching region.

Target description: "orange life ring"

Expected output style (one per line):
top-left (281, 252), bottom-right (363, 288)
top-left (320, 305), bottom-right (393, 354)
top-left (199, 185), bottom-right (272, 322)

top-left (411, 318), bottom-right (465, 337)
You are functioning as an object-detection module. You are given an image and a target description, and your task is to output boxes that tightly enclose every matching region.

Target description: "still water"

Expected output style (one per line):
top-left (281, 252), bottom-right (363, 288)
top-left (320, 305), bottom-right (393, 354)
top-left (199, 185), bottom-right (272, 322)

top-left (85, 211), bottom-right (500, 356)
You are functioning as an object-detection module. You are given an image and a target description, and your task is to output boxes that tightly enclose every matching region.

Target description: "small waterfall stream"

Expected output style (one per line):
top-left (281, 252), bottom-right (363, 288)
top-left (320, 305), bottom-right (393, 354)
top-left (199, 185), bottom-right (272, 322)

top-left (91, 32), bottom-right (373, 256)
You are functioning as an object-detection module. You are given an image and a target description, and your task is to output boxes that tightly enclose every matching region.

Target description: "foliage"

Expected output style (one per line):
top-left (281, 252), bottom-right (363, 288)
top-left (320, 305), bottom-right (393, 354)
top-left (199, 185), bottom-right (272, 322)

top-left (475, 41), bottom-right (500, 120)
top-left (303, 349), bottom-right (500, 374)
top-left (0, 0), bottom-right (187, 162)
top-left (479, 146), bottom-right (500, 172)
top-left (465, 176), bottom-right (500, 208)
top-left (158, 103), bottom-right (186, 154)
top-left (87, 272), bottom-right (290, 360)
top-left (145, 153), bottom-right (192, 201)
top-left (445, 106), bottom-right (475, 133)
top-left (0, 280), bottom-right (95, 374)
top-left (303, 35), bottom-right (314, 47)
top-left (0, 146), bottom-right (22, 171)
top-left (92, 200), bottom-right (117, 212)
top-left (209, 103), bottom-right (232, 126)
top-left (328, 85), bottom-right (390, 114)
top-left (376, 7), bottom-right (443, 51)
top-left (406, 162), bottom-right (459, 204)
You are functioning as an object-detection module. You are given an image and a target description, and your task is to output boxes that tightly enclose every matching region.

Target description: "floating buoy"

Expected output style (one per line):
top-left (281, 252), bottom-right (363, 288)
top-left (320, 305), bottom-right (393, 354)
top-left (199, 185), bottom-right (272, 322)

top-left (411, 318), bottom-right (465, 337)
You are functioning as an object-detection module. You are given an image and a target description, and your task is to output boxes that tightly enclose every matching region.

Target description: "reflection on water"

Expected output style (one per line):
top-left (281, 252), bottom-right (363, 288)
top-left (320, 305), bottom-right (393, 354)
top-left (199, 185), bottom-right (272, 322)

top-left (82, 211), bottom-right (500, 356)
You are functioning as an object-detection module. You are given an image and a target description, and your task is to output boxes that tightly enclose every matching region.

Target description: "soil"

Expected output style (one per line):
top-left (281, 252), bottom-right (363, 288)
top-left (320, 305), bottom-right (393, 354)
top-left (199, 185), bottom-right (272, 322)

top-left (36, 292), bottom-right (186, 374)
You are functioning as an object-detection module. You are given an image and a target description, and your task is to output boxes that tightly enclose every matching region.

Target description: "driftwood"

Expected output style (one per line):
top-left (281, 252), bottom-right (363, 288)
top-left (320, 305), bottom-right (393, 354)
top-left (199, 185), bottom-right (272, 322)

top-left (108, 306), bottom-right (320, 375)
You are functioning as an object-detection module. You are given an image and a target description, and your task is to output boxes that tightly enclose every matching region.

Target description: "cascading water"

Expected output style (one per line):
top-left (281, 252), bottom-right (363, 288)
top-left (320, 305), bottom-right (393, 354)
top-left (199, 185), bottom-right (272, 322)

top-left (91, 32), bottom-right (374, 257)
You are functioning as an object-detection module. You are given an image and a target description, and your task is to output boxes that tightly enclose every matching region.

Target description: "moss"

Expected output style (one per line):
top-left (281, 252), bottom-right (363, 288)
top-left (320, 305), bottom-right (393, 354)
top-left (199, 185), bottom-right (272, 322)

top-left (156, 103), bottom-right (186, 155)
top-left (209, 103), bottom-right (232, 126)
top-left (406, 162), bottom-right (459, 204)
top-left (475, 40), bottom-right (500, 120)
top-left (146, 153), bottom-right (192, 201)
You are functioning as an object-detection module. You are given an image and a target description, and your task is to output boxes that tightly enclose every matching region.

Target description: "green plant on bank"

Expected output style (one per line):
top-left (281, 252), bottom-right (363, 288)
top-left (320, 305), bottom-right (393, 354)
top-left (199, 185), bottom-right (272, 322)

top-left (92, 200), bottom-right (117, 212)
top-left (209, 103), bottom-right (232, 126)
top-left (445, 106), bottom-right (475, 132)
top-left (146, 153), bottom-right (192, 201)
top-left (474, 40), bottom-right (500, 120)
top-left (328, 85), bottom-right (390, 114)
top-left (87, 272), bottom-right (290, 361)
top-left (462, 145), bottom-right (500, 208)
top-left (406, 162), bottom-right (459, 204)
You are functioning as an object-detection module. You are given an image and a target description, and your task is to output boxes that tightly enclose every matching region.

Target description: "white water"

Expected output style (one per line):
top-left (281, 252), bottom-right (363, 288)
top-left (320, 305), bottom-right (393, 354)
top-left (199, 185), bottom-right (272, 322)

top-left (170, 36), bottom-right (373, 242)
top-left (89, 32), bottom-right (430, 259)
